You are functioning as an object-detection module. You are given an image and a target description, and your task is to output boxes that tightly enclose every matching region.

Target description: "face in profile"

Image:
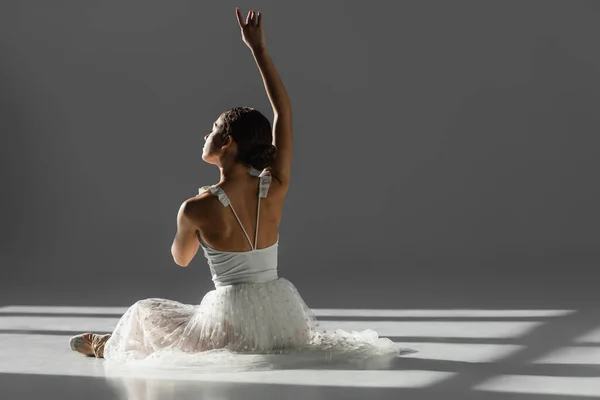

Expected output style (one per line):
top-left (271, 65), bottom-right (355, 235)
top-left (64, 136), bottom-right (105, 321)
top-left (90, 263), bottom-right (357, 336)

top-left (202, 116), bottom-right (227, 165)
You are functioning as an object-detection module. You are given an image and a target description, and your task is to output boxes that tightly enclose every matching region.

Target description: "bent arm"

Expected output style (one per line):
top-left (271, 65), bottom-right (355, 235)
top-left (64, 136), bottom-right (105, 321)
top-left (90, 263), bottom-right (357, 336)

top-left (171, 200), bottom-right (200, 267)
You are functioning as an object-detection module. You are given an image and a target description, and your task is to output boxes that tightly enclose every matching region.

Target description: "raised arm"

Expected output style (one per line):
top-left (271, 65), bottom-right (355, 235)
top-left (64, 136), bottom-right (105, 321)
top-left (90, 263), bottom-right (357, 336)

top-left (236, 8), bottom-right (293, 189)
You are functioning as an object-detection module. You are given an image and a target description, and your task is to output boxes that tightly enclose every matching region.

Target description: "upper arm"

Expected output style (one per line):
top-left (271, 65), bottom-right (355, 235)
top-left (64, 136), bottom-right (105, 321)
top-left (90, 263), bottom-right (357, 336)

top-left (268, 110), bottom-right (292, 191)
top-left (171, 200), bottom-right (201, 267)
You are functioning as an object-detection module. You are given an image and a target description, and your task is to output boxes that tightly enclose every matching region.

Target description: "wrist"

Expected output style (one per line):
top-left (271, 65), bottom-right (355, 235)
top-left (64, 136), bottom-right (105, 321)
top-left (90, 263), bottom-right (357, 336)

top-left (251, 46), bottom-right (266, 54)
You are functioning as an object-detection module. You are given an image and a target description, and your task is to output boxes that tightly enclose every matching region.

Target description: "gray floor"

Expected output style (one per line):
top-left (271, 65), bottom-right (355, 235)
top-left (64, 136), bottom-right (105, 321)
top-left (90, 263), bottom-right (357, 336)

top-left (2, 305), bottom-right (600, 399)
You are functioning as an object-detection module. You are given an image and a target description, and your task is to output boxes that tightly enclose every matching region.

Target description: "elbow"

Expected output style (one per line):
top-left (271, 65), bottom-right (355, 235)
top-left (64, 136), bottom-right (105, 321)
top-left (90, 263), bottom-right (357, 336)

top-left (173, 258), bottom-right (189, 268)
top-left (174, 258), bottom-right (188, 267)
top-left (171, 247), bottom-right (189, 267)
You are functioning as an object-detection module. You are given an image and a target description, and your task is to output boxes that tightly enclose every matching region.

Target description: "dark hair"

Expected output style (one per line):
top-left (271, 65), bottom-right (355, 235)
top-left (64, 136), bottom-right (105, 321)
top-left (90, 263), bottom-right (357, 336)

top-left (219, 107), bottom-right (277, 171)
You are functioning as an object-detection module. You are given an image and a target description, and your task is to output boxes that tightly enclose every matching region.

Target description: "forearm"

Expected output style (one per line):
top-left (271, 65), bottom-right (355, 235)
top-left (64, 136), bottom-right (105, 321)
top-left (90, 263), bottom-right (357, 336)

top-left (251, 47), bottom-right (291, 115)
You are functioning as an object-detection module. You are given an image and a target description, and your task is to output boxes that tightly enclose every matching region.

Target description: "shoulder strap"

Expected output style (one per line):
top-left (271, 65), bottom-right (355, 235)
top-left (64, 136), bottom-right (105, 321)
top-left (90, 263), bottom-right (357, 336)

top-left (208, 185), bottom-right (230, 207)
top-left (258, 170), bottom-right (272, 198)
top-left (254, 170), bottom-right (273, 247)
top-left (201, 171), bottom-right (273, 250)
top-left (204, 170), bottom-right (272, 206)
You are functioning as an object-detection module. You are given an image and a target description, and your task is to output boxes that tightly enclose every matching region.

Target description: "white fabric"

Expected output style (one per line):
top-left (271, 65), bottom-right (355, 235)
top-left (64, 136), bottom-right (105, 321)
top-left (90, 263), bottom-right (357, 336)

top-left (103, 279), bottom-right (415, 372)
top-left (102, 170), bottom-right (416, 372)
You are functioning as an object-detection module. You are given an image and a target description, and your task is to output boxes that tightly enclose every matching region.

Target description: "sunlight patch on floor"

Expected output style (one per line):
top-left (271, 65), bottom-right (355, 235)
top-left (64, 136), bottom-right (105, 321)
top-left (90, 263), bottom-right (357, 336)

top-left (396, 342), bottom-right (524, 363)
top-left (474, 375), bottom-right (600, 397)
top-left (312, 309), bottom-right (575, 318)
top-left (0, 305), bottom-right (576, 318)
top-left (574, 326), bottom-right (600, 344)
top-left (2, 305), bottom-right (597, 394)
top-left (0, 316), bottom-right (543, 339)
top-left (532, 346), bottom-right (600, 365)
top-left (0, 333), bottom-right (454, 388)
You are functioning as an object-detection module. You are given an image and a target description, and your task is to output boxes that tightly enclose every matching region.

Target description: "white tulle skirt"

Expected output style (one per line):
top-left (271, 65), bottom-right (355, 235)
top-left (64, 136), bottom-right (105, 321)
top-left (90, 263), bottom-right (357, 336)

top-left (102, 278), bottom-right (415, 373)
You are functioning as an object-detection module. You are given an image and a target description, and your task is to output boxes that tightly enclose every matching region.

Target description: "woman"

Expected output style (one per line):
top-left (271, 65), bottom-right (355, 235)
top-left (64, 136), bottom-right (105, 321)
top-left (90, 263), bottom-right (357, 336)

top-left (70, 8), bottom-right (414, 371)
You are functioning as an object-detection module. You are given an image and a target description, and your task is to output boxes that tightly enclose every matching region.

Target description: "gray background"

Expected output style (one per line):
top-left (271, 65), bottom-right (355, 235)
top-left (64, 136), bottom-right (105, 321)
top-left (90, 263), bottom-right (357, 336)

top-left (1, 0), bottom-right (599, 311)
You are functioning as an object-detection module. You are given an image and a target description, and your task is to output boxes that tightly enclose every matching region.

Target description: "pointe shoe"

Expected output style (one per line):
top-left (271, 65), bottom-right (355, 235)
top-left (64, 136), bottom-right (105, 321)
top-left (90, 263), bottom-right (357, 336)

top-left (92, 333), bottom-right (112, 358)
top-left (69, 332), bottom-right (95, 357)
top-left (70, 333), bottom-right (112, 358)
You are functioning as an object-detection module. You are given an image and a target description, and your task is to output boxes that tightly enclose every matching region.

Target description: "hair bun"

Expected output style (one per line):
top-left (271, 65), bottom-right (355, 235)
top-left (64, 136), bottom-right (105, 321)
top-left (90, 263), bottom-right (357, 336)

top-left (246, 142), bottom-right (277, 170)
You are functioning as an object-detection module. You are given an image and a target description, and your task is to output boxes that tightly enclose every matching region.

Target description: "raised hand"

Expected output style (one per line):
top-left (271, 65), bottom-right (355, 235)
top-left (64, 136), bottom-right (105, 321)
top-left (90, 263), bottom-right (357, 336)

top-left (235, 8), bottom-right (265, 51)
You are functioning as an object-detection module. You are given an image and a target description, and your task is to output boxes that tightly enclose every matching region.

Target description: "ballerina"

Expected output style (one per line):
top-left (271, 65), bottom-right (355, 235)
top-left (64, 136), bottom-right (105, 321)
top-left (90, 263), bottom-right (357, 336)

top-left (69, 8), bottom-right (413, 370)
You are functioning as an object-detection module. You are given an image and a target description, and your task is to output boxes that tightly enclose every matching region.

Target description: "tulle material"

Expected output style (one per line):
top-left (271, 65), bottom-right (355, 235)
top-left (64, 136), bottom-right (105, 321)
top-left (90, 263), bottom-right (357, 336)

top-left (102, 278), bottom-right (416, 372)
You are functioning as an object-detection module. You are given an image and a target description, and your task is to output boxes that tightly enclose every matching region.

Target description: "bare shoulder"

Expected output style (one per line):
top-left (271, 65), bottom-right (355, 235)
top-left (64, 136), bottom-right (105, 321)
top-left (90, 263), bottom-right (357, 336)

top-left (189, 187), bottom-right (213, 205)
top-left (185, 190), bottom-right (213, 223)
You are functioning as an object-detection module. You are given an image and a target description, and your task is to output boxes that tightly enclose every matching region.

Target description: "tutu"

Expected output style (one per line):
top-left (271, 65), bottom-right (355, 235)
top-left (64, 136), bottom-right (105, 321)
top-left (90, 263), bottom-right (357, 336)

top-left (101, 170), bottom-right (416, 372)
top-left (103, 278), bottom-right (415, 373)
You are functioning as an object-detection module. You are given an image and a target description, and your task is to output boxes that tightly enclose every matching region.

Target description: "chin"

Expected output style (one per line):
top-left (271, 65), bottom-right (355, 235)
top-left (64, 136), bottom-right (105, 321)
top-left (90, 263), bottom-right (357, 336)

top-left (201, 155), bottom-right (215, 165)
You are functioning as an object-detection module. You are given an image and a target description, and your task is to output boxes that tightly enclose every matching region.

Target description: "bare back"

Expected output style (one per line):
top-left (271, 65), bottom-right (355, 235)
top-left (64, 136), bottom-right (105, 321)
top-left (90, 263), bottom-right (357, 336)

top-left (194, 170), bottom-right (287, 253)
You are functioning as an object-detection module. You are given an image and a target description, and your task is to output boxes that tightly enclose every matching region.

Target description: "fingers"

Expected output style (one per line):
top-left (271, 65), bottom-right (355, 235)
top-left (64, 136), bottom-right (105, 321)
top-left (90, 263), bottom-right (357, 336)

top-left (235, 8), bottom-right (261, 29)
top-left (235, 8), bottom-right (244, 27)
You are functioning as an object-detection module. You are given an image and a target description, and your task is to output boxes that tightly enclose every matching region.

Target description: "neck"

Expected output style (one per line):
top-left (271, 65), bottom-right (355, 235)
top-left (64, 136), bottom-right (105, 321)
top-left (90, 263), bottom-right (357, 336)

top-left (217, 163), bottom-right (259, 186)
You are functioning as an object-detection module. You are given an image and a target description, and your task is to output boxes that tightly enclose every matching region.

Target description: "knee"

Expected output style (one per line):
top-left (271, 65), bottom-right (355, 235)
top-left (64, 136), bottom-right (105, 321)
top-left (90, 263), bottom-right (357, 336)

top-left (136, 298), bottom-right (161, 306)
top-left (131, 298), bottom-right (156, 313)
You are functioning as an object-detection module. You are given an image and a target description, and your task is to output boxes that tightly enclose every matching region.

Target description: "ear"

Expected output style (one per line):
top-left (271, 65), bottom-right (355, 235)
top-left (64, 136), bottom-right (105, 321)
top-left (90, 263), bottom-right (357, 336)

top-left (221, 134), bottom-right (234, 150)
